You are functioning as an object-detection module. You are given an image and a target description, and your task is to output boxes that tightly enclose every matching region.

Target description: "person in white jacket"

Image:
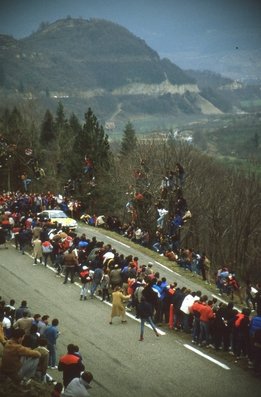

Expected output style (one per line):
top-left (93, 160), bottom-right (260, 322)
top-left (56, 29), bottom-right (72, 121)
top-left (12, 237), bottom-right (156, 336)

top-left (62, 371), bottom-right (93, 397)
top-left (180, 290), bottom-right (200, 333)
top-left (157, 208), bottom-right (168, 229)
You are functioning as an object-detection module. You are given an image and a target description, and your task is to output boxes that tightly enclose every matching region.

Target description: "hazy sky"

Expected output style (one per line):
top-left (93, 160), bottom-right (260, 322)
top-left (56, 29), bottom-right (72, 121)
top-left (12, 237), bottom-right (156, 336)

top-left (0, 0), bottom-right (261, 70)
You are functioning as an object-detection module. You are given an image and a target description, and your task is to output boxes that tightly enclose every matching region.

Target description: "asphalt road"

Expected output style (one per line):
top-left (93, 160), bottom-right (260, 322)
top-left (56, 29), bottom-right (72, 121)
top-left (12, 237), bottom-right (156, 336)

top-left (0, 226), bottom-right (260, 396)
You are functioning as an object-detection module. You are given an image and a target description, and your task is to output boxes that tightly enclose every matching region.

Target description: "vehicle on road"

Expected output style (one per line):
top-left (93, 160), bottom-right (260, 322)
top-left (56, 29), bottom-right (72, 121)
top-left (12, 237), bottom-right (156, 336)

top-left (37, 210), bottom-right (78, 230)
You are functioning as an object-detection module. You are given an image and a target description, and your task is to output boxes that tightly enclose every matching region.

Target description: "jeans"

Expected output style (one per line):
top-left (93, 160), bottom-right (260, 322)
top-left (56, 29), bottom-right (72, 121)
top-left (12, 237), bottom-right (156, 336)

top-left (90, 281), bottom-right (99, 296)
top-left (152, 242), bottom-right (162, 253)
top-left (199, 321), bottom-right (210, 344)
top-left (47, 343), bottom-right (56, 367)
top-left (19, 356), bottom-right (39, 380)
top-left (192, 317), bottom-right (200, 342)
top-left (140, 317), bottom-right (158, 338)
top-left (80, 283), bottom-right (89, 298)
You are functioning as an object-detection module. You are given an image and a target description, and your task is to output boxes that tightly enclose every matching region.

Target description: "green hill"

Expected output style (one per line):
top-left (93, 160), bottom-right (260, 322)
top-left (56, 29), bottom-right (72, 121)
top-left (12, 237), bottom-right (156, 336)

top-left (0, 18), bottom-right (194, 92)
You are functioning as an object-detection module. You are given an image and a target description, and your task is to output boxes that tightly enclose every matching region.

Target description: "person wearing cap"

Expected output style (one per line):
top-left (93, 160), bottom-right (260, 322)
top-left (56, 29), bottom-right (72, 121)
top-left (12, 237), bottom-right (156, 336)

top-left (144, 262), bottom-right (154, 276)
top-left (62, 371), bottom-right (93, 397)
top-left (79, 266), bottom-right (92, 300)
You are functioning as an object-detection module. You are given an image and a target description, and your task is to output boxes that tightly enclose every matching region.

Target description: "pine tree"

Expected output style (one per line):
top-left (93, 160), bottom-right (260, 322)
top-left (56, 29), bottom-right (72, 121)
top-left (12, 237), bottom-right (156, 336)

top-left (73, 107), bottom-right (110, 169)
top-left (40, 109), bottom-right (55, 145)
top-left (120, 121), bottom-right (137, 157)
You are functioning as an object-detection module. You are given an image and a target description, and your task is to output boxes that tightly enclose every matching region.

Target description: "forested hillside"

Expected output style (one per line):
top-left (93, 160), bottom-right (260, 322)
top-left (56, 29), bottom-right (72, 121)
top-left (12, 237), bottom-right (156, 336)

top-left (0, 104), bottom-right (260, 281)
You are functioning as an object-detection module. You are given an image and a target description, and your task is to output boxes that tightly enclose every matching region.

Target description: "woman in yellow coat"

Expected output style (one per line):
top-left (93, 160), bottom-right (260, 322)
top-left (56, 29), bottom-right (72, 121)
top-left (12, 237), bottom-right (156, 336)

top-left (109, 286), bottom-right (131, 324)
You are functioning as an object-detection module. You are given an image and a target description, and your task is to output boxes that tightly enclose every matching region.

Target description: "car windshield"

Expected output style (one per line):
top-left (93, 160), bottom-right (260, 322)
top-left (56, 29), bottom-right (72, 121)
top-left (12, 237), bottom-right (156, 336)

top-left (50, 211), bottom-right (67, 219)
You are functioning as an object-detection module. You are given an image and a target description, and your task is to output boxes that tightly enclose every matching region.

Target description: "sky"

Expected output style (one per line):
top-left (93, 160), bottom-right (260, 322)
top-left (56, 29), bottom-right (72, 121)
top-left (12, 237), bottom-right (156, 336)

top-left (0, 0), bottom-right (261, 74)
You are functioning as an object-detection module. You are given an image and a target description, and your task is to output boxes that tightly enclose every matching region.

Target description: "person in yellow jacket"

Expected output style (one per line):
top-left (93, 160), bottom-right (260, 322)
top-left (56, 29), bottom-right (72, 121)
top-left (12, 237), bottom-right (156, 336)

top-left (1, 328), bottom-right (40, 384)
top-left (109, 287), bottom-right (131, 324)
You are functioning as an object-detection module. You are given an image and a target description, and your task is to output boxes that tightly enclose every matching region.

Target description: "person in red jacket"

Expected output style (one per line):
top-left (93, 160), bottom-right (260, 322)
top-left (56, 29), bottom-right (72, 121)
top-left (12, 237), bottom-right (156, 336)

top-left (79, 266), bottom-right (92, 300)
top-left (197, 295), bottom-right (215, 347)
top-left (58, 343), bottom-right (85, 388)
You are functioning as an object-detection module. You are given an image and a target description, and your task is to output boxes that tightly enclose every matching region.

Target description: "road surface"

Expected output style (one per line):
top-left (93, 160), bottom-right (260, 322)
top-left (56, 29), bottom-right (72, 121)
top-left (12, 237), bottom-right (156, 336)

top-left (0, 226), bottom-right (260, 396)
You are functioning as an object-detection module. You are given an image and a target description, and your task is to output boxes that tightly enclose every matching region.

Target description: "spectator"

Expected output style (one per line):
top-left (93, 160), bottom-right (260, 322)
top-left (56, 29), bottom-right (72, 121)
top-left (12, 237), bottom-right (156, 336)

top-left (33, 237), bottom-right (43, 265)
top-left (52, 382), bottom-right (63, 397)
top-left (1, 328), bottom-right (40, 384)
top-left (90, 266), bottom-right (103, 298)
top-left (42, 239), bottom-right (54, 267)
top-left (37, 314), bottom-right (50, 335)
top-left (197, 295), bottom-right (215, 347)
top-left (44, 318), bottom-right (60, 369)
top-left (109, 287), bottom-right (131, 324)
top-left (58, 343), bottom-right (85, 387)
top-left (63, 248), bottom-right (78, 284)
top-left (109, 264), bottom-right (122, 291)
top-left (233, 308), bottom-right (251, 362)
top-left (13, 310), bottom-right (34, 335)
top-left (79, 266), bottom-right (92, 300)
top-left (34, 337), bottom-right (49, 382)
top-left (137, 296), bottom-right (159, 341)
top-left (62, 371), bottom-right (93, 397)
top-left (15, 300), bottom-right (31, 320)
top-left (22, 324), bottom-right (40, 349)
top-left (248, 308), bottom-right (261, 370)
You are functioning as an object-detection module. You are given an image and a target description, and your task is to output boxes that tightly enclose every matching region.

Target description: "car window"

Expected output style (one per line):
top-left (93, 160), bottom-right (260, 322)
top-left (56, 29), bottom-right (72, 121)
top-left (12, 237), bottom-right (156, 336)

top-left (51, 211), bottom-right (67, 218)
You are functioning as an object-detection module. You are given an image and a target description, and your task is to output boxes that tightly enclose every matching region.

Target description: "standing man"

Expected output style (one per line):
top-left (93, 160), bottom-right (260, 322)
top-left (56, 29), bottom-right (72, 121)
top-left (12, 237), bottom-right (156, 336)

top-left (58, 343), bottom-right (85, 388)
top-left (44, 318), bottom-right (60, 369)
top-left (37, 314), bottom-right (50, 336)
top-left (63, 248), bottom-right (78, 284)
top-left (137, 296), bottom-right (159, 341)
top-left (109, 287), bottom-right (131, 324)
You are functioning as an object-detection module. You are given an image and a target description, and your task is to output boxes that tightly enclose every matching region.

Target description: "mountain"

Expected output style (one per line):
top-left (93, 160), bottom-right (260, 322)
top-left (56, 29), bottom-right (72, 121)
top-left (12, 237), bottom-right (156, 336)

top-left (0, 17), bottom-right (256, 128)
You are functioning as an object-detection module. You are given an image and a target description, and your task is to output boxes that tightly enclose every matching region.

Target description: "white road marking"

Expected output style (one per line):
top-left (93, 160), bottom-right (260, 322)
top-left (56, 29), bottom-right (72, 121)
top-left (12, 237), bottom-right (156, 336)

top-left (155, 261), bottom-right (181, 276)
top-left (184, 344), bottom-right (230, 370)
top-left (212, 294), bottom-right (240, 312)
top-left (106, 236), bottom-right (130, 248)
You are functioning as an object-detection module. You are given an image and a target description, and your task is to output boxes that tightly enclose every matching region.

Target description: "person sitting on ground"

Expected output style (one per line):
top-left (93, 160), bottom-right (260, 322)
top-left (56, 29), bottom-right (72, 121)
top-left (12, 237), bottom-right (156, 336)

top-left (1, 328), bottom-right (41, 384)
top-left (62, 371), bottom-right (93, 397)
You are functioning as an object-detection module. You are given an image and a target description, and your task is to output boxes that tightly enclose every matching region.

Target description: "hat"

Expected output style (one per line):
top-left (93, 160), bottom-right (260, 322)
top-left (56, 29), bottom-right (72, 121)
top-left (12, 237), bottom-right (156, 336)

top-left (82, 266), bottom-right (88, 270)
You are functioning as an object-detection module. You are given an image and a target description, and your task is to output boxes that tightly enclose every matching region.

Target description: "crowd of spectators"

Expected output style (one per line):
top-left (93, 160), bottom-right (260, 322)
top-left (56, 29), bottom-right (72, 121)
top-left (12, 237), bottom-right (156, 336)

top-left (0, 189), bottom-right (261, 388)
top-left (0, 297), bottom-right (93, 396)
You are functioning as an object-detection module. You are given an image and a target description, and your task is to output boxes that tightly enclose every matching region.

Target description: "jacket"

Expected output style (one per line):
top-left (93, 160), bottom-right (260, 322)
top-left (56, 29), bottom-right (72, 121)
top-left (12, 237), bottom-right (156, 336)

top-left (63, 252), bottom-right (78, 268)
top-left (1, 339), bottom-right (40, 379)
top-left (62, 376), bottom-right (91, 397)
top-left (58, 353), bottom-right (85, 387)
top-left (137, 300), bottom-right (153, 319)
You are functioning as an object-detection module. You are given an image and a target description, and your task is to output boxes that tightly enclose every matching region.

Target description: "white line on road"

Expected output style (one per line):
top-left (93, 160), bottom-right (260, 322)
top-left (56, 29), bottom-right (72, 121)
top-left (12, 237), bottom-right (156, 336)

top-left (106, 236), bottom-right (130, 248)
top-left (155, 261), bottom-right (181, 276)
top-left (184, 344), bottom-right (230, 370)
top-left (85, 290), bottom-right (166, 335)
top-left (212, 294), bottom-right (240, 312)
